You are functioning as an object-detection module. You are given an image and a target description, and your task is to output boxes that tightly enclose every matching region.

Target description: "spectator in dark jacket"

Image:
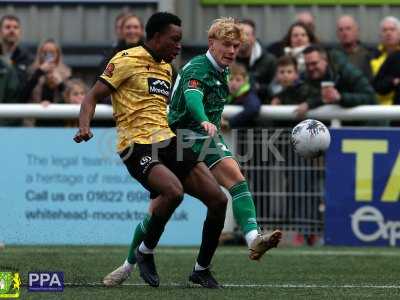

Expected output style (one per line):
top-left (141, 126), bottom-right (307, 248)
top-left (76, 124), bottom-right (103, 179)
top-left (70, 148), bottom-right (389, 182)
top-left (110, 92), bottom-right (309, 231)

top-left (0, 15), bottom-right (33, 90)
top-left (370, 16), bottom-right (400, 106)
top-left (223, 63), bottom-right (261, 129)
top-left (372, 50), bottom-right (400, 126)
top-left (269, 56), bottom-right (308, 128)
top-left (23, 39), bottom-right (71, 126)
top-left (0, 57), bottom-right (20, 126)
top-left (296, 45), bottom-right (377, 118)
top-left (24, 39), bottom-right (71, 105)
top-left (236, 19), bottom-right (276, 102)
top-left (372, 50), bottom-right (400, 106)
top-left (335, 15), bottom-right (372, 80)
top-left (270, 55), bottom-right (308, 106)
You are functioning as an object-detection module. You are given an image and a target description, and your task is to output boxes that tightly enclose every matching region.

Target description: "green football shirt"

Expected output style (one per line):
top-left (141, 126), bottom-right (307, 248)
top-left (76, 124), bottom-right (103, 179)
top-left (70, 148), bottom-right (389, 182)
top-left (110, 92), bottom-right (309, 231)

top-left (168, 51), bottom-right (230, 134)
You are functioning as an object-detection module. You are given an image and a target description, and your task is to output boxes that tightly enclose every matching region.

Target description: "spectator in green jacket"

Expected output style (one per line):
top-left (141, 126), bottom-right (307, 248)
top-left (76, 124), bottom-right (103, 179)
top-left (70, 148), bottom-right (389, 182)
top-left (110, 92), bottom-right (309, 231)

top-left (335, 15), bottom-right (373, 81)
top-left (296, 44), bottom-right (377, 118)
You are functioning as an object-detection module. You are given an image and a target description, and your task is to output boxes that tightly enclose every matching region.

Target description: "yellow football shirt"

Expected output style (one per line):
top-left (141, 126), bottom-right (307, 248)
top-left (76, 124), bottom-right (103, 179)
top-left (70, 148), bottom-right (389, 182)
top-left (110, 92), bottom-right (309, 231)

top-left (99, 45), bottom-right (175, 152)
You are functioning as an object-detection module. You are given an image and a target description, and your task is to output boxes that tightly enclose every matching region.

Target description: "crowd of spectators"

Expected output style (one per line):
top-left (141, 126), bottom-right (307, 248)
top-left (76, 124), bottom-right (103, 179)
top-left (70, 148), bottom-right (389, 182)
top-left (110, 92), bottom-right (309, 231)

top-left (229, 12), bottom-right (400, 128)
top-left (1, 10), bottom-right (400, 127)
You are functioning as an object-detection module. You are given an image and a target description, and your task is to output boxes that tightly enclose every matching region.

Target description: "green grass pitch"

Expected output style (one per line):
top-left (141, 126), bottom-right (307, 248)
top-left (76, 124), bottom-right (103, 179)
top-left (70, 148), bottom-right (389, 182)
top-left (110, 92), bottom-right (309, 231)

top-left (0, 245), bottom-right (399, 299)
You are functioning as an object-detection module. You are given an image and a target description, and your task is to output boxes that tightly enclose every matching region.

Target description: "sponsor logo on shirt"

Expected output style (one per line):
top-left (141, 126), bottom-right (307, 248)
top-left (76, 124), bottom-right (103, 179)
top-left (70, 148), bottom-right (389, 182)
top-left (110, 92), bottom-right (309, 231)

top-left (148, 78), bottom-right (170, 97)
top-left (140, 156), bottom-right (152, 166)
top-left (188, 79), bottom-right (201, 89)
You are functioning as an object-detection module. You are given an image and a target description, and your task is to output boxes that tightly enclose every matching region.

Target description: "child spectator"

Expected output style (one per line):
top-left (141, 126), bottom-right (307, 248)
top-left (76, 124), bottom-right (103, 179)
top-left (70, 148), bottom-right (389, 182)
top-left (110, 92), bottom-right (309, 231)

top-left (224, 63), bottom-right (261, 129)
top-left (271, 55), bottom-right (308, 106)
top-left (63, 78), bottom-right (87, 127)
top-left (270, 56), bottom-right (310, 128)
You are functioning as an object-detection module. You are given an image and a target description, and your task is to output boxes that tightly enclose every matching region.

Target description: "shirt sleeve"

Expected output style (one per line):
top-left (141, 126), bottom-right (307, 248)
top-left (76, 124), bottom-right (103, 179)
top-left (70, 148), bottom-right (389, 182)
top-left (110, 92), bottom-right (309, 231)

top-left (99, 52), bottom-right (134, 90)
top-left (184, 87), bottom-right (209, 123)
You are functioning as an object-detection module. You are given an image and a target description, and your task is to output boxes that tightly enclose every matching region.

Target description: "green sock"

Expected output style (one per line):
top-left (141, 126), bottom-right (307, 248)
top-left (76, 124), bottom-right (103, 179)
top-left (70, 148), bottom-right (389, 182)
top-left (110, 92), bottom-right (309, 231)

top-left (127, 213), bottom-right (151, 264)
top-left (229, 181), bottom-right (258, 235)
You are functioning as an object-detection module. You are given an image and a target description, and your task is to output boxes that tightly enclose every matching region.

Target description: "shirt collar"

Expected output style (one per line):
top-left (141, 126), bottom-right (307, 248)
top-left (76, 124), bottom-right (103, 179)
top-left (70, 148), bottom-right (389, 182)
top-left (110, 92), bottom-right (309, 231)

top-left (206, 50), bottom-right (225, 73)
top-left (143, 43), bottom-right (162, 63)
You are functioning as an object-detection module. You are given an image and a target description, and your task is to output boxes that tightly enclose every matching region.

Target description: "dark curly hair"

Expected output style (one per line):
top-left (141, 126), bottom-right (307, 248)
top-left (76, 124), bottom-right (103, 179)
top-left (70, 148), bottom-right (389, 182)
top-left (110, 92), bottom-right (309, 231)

top-left (145, 12), bottom-right (181, 41)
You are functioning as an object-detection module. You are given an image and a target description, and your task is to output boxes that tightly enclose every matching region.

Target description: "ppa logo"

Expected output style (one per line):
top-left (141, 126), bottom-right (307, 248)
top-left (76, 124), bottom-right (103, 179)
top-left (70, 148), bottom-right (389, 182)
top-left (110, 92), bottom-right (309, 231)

top-left (28, 272), bottom-right (64, 292)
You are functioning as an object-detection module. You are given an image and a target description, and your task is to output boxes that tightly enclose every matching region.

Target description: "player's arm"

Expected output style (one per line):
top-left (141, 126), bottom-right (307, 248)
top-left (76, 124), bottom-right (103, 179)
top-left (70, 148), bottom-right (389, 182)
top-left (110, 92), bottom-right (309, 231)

top-left (73, 80), bottom-right (112, 143)
top-left (184, 79), bottom-right (217, 136)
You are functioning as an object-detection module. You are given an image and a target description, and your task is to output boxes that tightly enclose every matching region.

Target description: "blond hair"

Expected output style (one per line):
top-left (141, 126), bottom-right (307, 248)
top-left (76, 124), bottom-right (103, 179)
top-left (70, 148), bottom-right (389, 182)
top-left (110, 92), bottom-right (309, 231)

top-left (208, 17), bottom-right (244, 42)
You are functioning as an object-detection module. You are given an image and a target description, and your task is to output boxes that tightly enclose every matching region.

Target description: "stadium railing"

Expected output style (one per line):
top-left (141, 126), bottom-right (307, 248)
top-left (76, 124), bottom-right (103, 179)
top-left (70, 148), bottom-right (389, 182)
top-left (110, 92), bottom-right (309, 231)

top-left (2, 104), bottom-right (400, 238)
top-left (2, 103), bottom-right (400, 126)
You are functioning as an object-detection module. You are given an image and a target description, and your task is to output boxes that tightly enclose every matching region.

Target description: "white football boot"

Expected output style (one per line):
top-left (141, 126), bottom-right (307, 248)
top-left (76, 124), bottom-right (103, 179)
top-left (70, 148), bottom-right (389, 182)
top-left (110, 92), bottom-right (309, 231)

top-left (249, 230), bottom-right (282, 261)
top-left (103, 264), bottom-right (132, 287)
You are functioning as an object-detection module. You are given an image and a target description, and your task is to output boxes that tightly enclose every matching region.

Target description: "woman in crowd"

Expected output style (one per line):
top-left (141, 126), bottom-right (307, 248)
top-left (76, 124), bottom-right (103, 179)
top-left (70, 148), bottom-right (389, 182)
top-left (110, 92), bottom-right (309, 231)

top-left (98, 14), bottom-right (144, 74)
top-left (280, 22), bottom-right (319, 73)
top-left (23, 39), bottom-right (71, 126)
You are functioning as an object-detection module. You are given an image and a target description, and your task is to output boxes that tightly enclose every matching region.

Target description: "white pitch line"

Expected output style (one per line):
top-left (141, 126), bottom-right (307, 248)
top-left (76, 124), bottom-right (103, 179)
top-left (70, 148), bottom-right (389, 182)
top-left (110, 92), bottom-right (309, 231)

top-left (160, 249), bottom-right (400, 257)
top-left (5, 248), bottom-right (400, 257)
top-left (62, 282), bottom-right (400, 289)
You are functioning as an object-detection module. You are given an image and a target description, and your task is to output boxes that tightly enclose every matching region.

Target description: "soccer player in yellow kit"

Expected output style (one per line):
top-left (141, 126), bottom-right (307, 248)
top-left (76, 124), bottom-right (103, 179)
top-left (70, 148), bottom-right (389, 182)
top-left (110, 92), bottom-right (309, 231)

top-left (74, 12), bottom-right (227, 289)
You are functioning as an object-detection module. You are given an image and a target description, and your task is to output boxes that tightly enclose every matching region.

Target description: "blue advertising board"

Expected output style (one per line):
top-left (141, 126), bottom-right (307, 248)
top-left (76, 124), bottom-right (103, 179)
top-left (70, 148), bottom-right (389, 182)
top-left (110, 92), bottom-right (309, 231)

top-left (325, 128), bottom-right (400, 246)
top-left (0, 128), bottom-right (206, 245)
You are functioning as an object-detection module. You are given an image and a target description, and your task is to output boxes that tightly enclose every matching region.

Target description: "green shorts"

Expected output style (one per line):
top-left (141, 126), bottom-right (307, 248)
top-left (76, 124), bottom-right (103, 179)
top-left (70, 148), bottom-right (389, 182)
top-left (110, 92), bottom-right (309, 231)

top-left (190, 134), bottom-right (234, 169)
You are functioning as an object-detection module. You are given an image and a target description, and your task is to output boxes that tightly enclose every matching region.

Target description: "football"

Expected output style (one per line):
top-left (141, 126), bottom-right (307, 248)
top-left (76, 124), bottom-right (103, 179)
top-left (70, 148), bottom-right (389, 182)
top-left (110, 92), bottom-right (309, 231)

top-left (291, 119), bottom-right (331, 159)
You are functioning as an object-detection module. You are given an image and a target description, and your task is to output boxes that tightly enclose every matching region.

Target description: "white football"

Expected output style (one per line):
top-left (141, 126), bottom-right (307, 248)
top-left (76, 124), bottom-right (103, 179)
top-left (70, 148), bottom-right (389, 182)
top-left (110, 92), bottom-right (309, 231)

top-left (291, 119), bottom-right (331, 159)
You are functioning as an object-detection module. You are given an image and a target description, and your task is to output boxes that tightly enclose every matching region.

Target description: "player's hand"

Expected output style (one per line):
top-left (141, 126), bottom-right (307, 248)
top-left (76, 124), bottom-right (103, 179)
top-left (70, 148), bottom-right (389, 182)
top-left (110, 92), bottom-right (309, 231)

top-left (74, 127), bottom-right (93, 143)
top-left (201, 121), bottom-right (217, 137)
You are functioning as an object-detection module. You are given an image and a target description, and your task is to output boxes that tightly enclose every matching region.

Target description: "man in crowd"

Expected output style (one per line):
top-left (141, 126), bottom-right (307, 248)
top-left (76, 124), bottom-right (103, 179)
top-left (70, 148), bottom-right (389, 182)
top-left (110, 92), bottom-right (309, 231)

top-left (0, 15), bottom-right (33, 87)
top-left (236, 19), bottom-right (276, 102)
top-left (296, 44), bottom-right (376, 118)
top-left (336, 15), bottom-right (372, 80)
top-left (370, 16), bottom-right (400, 106)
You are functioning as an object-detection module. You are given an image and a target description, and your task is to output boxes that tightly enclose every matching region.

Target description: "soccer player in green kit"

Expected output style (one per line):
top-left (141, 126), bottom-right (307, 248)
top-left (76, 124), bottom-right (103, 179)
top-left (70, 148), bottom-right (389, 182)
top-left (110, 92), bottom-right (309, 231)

top-left (168, 17), bottom-right (282, 261)
top-left (103, 17), bottom-right (281, 288)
